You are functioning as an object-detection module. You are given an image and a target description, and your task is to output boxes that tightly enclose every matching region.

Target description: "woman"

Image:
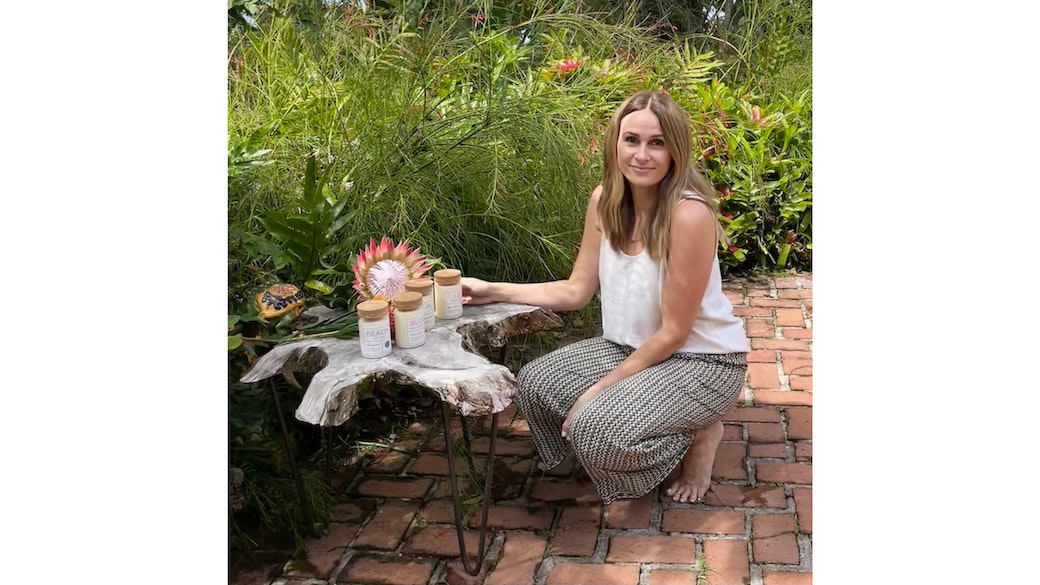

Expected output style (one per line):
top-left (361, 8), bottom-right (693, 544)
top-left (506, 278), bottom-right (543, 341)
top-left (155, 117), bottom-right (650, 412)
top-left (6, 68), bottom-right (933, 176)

top-left (461, 90), bottom-right (749, 504)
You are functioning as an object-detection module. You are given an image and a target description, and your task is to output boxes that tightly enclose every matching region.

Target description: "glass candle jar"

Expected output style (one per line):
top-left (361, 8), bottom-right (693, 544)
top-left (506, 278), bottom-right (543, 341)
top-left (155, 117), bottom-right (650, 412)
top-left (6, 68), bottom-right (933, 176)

top-left (404, 277), bottom-right (435, 330)
top-left (356, 300), bottom-right (391, 359)
top-left (392, 291), bottom-right (426, 349)
top-left (434, 268), bottom-right (463, 320)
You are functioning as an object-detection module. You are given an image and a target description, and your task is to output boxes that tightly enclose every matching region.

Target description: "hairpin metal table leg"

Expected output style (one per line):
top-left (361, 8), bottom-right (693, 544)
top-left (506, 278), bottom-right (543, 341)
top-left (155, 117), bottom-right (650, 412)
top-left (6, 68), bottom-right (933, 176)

top-left (441, 403), bottom-right (499, 576)
top-left (268, 379), bottom-right (316, 536)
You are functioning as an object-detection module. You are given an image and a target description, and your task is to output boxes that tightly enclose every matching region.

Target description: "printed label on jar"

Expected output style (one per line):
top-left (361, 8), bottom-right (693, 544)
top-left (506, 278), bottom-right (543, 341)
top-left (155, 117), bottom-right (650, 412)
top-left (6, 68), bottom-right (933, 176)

top-left (402, 317), bottom-right (426, 347)
top-left (361, 325), bottom-right (391, 358)
top-left (443, 289), bottom-right (462, 317)
top-left (422, 297), bottom-right (435, 328)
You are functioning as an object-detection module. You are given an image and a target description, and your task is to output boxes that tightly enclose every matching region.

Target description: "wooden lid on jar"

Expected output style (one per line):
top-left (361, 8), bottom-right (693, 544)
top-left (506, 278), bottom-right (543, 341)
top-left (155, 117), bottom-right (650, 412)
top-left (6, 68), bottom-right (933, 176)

top-left (404, 277), bottom-right (433, 295)
top-left (392, 291), bottom-right (423, 311)
top-left (433, 268), bottom-right (461, 285)
top-left (357, 300), bottom-right (389, 320)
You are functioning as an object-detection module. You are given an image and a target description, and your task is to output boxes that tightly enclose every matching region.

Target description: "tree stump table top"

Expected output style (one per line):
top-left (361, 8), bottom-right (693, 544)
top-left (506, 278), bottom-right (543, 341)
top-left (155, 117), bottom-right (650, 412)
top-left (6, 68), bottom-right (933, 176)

top-left (240, 302), bottom-right (563, 427)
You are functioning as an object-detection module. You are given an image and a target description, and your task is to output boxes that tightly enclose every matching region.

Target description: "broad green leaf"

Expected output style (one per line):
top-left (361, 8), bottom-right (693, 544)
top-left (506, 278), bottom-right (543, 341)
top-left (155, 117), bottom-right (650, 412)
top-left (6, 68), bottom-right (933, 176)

top-left (304, 278), bottom-right (334, 294)
top-left (228, 335), bottom-right (244, 350)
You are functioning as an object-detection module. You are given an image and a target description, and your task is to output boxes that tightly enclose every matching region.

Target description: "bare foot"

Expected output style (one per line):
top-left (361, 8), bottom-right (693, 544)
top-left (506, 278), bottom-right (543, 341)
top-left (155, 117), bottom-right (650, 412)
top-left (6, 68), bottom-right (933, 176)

top-left (665, 420), bottom-right (724, 503)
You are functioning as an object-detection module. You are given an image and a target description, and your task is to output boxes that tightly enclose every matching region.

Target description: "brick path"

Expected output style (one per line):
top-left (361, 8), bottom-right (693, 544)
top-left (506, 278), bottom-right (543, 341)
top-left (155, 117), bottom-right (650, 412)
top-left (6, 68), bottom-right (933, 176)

top-left (232, 273), bottom-right (812, 585)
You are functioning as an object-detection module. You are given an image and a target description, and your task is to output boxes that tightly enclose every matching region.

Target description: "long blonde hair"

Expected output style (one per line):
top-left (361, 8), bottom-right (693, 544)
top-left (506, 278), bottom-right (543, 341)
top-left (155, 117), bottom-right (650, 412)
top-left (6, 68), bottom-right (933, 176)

top-left (598, 90), bottom-right (722, 261)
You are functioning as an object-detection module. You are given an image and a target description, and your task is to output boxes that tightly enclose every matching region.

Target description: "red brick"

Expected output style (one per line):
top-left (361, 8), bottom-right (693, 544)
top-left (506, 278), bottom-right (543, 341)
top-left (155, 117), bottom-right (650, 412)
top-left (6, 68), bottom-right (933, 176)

top-left (703, 539), bottom-right (749, 585)
top-left (786, 408), bottom-right (812, 440)
top-left (724, 290), bottom-right (745, 305)
top-left (723, 407), bottom-right (782, 423)
top-left (722, 423), bottom-right (743, 441)
top-left (353, 500), bottom-right (419, 549)
top-left (474, 505), bottom-right (554, 530)
top-left (355, 477), bottom-right (432, 499)
top-left (365, 450), bottom-right (412, 473)
top-left (752, 514), bottom-right (797, 538)
top-left (712, 442), bottom-right (747, 480)
top-left (749, 443), bottom-right (788, 458)
top-left (734, 307), bottom-right (774, 317)
top-left (648, 568), bottom-right (698, 585)
top-left (705, 484), bottom-right (787, 508)
top-left (747, 422), bottom-right (785, 444)
top-left (441, 558), bottom-right (488, 585)
top-left (779, 350), bottom-right (811, 363)
top-left (466, 435), bottom-right (535, 456)
top-left (794, 442), bottom-right (811, 462)
top-left (789, 376), bottom-right (812, 391)
top-left (773, 277), bottom-right (806, 289)
top-left (419, 499), bottom-right (457, 524)
top-left (780, 359), bottom-right (812, 377)
top-left (661, 509), bottom-right (744, 535)
top-left (748, 363), bottom-right (780, 389)
top-left (607, 535), bottom-right (696, 563)
top-left (403, 526), bottom-right (491, 557)
top-left (551, 506), bottom-right (601, 556)
top-left (409, 453), bottom-right (449, 475)
top-left (746, 319), bottom-right (775, 338)
top-left (775, 309), bottom-right (803, 327)
top-left (754, 390), bottom-right (812, 406)
top-left (750, 299), bottom-right (801, 308)
top-left (546, 563), bottom-right (640, 585)
top-left (781, 327), bottom-right (812, 339)
top-left (746, 287), bottom-right (772, 298)
top-left (531, 480), bottom-right (599, 503)
top-left (747, 349), bottom-right (777, 363)
top-left (486, 532), bottom-right (547, 585)
top-left (332, 501), bottom-right (373, 523)
top-left (777, 288), bottom-right (812, 299)
top-left (793, 488), bottom-right (811, 533)
top-left (763, 571), bottom-right (813, 585)
top-left (757, 462), bottom-right (812, 485)
top-left (753, 534), bottom-right (800, 564)
top-left (751, 339), bottom-right (810, 351)
top-left (605, 493), bottom-right (654, 529)
top-left (339, 555), bottom-right (436, 585)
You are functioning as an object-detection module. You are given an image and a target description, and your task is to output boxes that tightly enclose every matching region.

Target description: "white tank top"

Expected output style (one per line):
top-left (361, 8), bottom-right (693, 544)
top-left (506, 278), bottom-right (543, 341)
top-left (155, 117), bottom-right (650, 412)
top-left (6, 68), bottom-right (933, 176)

top-left (598, 195), bottom-right (750, 354)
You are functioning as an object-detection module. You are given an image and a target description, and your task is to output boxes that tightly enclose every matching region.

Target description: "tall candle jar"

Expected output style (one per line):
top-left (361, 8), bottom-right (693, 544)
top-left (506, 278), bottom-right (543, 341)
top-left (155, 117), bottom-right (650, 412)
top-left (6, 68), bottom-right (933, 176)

top-left (404, 278), bottom-right (435, 330)
top-left (356, 300), bottom-right (391, 359)
top-left (392, 291), bottom-right (426, 349)
top-left (434, 268), bottom-right (463, 320)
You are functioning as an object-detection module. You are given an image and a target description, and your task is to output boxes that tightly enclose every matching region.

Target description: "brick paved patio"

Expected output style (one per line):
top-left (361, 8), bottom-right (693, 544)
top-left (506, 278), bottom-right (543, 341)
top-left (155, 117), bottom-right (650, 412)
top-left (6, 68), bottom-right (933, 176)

top-left (232, 273), bottom-right (812, 585)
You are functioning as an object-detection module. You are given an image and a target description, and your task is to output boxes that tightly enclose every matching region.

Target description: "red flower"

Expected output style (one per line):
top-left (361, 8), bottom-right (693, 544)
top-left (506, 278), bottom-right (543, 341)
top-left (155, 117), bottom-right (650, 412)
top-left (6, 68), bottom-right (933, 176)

top-left (556, 58), bottom-right (583, 72)
top-left (724, 214), bottom-right (734, 219)
top-left (472, 12), bottom-right (485, 26)
top-left (787, 231), bottom-right (798, 244)
top-left (728, 245), bottom-right (739, 253)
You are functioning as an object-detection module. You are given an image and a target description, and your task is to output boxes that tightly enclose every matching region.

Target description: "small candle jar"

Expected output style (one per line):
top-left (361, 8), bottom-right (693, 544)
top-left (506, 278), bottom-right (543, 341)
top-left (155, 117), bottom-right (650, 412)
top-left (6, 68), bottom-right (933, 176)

top-left (434, 268), bottom-right (463, 320)
top-left (356, 300), bottom-right (391, 359)
top-left (404, 277), bottom-right (435, 330)
top-left (392, 291), bottom-right (426, 349)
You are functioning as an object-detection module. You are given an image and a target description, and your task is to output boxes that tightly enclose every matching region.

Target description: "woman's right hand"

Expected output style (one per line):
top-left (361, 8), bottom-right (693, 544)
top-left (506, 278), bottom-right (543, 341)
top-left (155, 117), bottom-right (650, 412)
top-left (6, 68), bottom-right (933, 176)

top-left (460, 276), bottom-right (494, 305)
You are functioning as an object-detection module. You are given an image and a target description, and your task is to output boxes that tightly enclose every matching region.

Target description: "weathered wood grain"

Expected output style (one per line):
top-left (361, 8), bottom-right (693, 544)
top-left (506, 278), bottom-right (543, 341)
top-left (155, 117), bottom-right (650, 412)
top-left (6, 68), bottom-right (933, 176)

top-left (240, 303), bottom-right (563, 426)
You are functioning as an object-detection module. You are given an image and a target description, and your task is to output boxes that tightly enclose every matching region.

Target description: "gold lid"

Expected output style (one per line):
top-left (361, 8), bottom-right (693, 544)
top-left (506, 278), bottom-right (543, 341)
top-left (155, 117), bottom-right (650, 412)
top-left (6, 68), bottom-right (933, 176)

top-left (392, 291), bottom-right (423, 311)
top-left (356, 300), bottom-right (389, 320)
top-left (404, 277), bottom-right (433, 295)
top-left (433, 268), bottom-right (462, 286)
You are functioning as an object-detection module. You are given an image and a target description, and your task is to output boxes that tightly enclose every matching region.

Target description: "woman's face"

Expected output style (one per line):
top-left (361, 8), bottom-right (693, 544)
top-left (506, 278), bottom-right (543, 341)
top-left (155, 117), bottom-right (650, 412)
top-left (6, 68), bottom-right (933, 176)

top-left (617, 107), bottom-right (672, 191)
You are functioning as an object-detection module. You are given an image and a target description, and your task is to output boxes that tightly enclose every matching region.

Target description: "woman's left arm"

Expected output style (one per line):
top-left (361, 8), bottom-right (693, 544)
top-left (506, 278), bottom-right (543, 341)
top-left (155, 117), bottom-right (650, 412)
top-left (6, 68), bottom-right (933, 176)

top-left (561, 200), bottom-right (717, 437)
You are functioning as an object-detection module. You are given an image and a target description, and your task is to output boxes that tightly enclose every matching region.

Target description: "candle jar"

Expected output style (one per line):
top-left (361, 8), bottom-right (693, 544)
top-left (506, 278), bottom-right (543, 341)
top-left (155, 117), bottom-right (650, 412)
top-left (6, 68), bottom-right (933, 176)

top-left (404, 277), bottom-right (435, 330)
top-left (434, 268), bottom-right (463, 320)
top-left (392, 291), bottom-right (426, 349)
top-left (356, 300), bottom-right (391, 359)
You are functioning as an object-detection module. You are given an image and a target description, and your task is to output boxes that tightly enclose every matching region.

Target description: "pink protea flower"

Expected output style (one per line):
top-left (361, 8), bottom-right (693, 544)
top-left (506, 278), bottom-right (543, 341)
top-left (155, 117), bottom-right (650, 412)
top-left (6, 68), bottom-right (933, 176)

top-left (351, 237), bottom-right (432, 301)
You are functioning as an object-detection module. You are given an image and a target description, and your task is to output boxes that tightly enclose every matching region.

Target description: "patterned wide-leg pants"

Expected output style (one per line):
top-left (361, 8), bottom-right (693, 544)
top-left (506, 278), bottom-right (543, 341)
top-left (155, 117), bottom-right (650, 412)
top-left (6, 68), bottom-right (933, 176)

top-left (516, 337), bottom-right (747, 505)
